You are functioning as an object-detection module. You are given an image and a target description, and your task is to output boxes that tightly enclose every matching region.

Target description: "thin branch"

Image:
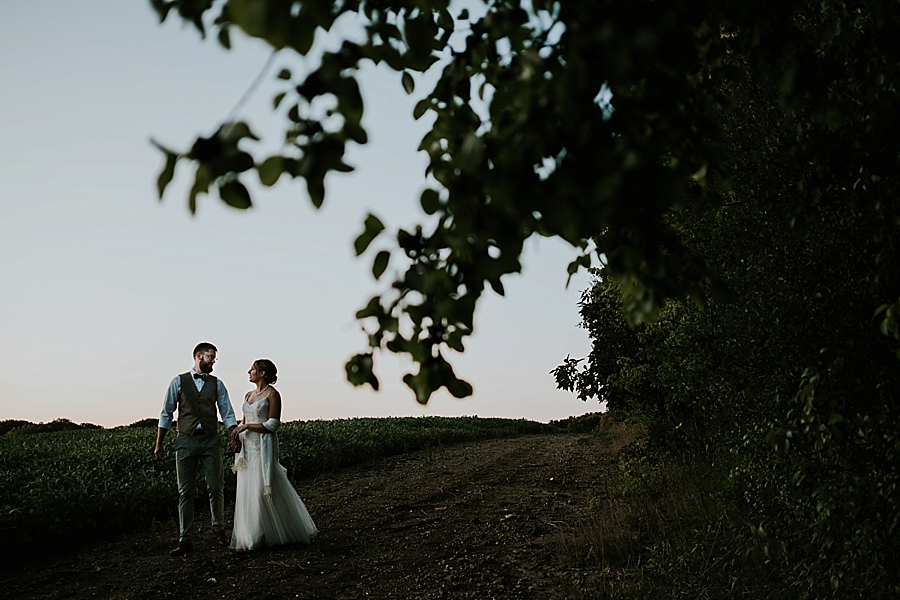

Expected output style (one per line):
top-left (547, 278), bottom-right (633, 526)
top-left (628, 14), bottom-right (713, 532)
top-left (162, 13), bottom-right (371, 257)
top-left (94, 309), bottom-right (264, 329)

top-left (224, 50), bottom-right (279, 123)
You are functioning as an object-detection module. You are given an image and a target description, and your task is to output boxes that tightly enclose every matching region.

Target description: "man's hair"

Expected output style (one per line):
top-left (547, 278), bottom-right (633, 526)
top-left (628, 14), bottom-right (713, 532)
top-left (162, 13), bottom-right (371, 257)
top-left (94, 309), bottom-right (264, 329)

top-left (193, 342), bottom-right (218, 357)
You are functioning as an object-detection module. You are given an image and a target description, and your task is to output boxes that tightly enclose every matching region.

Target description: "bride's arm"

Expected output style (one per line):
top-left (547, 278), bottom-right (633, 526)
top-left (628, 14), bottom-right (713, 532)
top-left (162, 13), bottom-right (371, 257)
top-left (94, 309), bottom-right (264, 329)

top-left (230, 396), bottom-right (249, 440)
top-left (230, 416), bottom-right (246, 441)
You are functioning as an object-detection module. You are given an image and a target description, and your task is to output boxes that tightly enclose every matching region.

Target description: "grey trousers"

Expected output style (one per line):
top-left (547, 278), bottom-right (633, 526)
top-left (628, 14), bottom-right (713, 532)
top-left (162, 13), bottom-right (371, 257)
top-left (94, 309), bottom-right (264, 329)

top-left (174, 430), bottom-right (224, 543)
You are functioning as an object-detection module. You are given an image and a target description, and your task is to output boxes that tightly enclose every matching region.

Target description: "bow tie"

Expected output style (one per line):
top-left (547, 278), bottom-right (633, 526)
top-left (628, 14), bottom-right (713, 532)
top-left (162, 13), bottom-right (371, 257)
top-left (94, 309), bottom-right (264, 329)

top-left (193, 372), bottom-right (207, 380)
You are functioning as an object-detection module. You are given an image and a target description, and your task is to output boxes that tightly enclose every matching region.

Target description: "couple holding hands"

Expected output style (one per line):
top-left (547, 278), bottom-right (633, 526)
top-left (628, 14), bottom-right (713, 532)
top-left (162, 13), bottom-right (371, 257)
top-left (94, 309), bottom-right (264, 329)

top-left (153, 342), bottom-right (317, 556)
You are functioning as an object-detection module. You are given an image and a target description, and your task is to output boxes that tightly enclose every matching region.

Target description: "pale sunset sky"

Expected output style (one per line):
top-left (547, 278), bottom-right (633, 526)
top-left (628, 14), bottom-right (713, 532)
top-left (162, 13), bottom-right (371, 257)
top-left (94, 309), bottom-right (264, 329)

top-left (0, 0), bottom-right (598, 427)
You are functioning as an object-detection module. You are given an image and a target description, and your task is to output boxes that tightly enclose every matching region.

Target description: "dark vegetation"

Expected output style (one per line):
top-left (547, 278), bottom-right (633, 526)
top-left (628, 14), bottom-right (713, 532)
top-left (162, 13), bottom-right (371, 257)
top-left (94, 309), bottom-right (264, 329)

top-left (153, 0), bottom-right (893, 405)
top-left (0, 416), bottom-right (800, 598)
top-left (0, 416), bottom-right (549, 562)
top-left (0, 424), bottom-right (662, 599)
top-left (0, 418), bottom-right (103, 436)
top-left (553, 16), bottom-right (900, 598)
top-left (127, 0), bottom-right (900, 596)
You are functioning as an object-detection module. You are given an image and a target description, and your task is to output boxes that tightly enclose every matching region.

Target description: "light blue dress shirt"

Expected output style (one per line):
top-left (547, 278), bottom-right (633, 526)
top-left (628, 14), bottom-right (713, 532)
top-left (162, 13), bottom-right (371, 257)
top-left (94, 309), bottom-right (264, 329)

top-left (158, 369), bottom-right (238, 431)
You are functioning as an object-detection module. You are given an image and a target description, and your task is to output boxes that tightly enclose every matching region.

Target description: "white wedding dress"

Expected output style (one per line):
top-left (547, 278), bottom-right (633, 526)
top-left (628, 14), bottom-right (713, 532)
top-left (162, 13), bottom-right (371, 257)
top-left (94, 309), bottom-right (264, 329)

top-left (231, 397), bottom-right (317, 550)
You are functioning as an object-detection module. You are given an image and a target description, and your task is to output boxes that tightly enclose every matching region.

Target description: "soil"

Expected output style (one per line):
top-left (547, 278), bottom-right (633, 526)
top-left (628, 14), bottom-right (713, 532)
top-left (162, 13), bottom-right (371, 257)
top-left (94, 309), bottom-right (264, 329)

top-left (0, 433), bottom-right (615, 599)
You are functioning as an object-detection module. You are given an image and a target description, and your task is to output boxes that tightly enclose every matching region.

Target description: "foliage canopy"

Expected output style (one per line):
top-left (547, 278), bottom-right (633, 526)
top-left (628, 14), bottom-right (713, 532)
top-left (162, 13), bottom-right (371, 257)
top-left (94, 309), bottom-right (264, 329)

top-left (150, 0), bottom-right (900, 593)
top-left (550, 1), bottom-right (900, 595)
top-left (150, 0), bottom-right (764, 402)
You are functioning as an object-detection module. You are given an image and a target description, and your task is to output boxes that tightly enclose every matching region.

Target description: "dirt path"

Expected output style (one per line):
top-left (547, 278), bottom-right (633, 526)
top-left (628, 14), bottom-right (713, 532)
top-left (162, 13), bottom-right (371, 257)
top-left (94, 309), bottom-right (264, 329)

top-left (1, 433), bottom-right (613, 599)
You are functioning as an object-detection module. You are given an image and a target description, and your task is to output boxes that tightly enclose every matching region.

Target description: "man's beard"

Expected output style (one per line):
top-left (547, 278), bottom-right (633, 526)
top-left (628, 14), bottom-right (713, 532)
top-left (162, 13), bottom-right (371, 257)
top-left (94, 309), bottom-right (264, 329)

top-left (200, 361), bottom-right (214, 373)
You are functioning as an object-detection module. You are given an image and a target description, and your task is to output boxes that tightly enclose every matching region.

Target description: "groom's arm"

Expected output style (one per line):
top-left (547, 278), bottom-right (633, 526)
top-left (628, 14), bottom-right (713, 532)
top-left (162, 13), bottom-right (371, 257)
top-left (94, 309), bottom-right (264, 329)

top-left (154, 376), bottom-right (179, 460)
top-left (154, 427), bottom-right (168, 460)
top-left (216, 380), bottom-right (239, 430)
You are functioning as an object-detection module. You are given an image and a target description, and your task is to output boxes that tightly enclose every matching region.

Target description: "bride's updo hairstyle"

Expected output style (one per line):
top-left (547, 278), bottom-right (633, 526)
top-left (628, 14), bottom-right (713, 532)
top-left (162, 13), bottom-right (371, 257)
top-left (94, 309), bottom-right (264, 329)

top-left (254, 359), bottom-right (278, 384)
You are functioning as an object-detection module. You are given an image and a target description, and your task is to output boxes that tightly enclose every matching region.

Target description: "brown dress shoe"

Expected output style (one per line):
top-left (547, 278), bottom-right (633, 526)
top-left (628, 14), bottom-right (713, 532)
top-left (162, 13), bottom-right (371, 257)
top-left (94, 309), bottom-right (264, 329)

top-left (215, 530), bottom-right (230, 547)
top-left (169, 542), bottom-right (193, 557)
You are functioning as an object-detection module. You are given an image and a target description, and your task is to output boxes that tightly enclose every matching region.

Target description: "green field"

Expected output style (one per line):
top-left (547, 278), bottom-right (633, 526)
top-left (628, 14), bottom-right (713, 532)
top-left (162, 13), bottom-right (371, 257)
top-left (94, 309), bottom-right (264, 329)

top-left (0, 416), bottom-right (550, 550)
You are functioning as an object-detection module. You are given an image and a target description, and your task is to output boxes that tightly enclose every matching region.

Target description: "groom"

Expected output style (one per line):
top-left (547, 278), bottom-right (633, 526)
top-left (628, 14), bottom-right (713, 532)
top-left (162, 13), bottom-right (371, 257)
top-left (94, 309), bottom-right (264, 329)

top-left (154, 342), bottom-right (238, 556)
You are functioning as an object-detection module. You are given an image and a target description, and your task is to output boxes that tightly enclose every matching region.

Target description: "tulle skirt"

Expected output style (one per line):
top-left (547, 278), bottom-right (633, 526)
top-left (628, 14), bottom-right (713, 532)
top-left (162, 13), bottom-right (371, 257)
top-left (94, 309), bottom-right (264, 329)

top-left (231, 434), bottom-right (317, 551)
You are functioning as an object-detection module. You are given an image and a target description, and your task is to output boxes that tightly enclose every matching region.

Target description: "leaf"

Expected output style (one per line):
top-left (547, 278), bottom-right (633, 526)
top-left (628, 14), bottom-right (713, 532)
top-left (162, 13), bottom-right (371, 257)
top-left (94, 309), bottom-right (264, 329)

top-left (345, 353), bottom-right (379, 390)
top-left (151, 140), bottom-right (179, 200)
top-left (306, 177), bottom-right (325, 208)
top-left (149, 0), bottom-right (172, 22)
top-left (344, 121), bottom-right (368, 145)
top-left (437, 9), bottom-right (453, 32)
top-left (257, 156), bottom-right (285, 187)
top-left (413, 98), bottom-right (430, 120)
top-left (188, 164), bottom-right (211, 214)
top-left (287, 17), bottom-right (316, 55)
top-left (273, 92), bottom-right (287, 109)
top-left (219, 179), bottom-right (252, 209)
top-left (217, 26), bottom-right (231, 50)
top-left (445, 375), bottom-right (473, 399)
top-left (420, 188), bottom-right (440, 214)
top-left (336, 76), bottom-right (365, 125)
top-left (444, 330), bottom-right (465, 352)
top-left (354, 213), bottom-right (386, 255)
top-left (372, 250), bottom-right (390, 280)
top-left (221, 121), bottom-right (259, 144)
top-left (401, 71), bottom-right (415, 94)
top-left (565, 255), bottom-right (586, 287)
top-left (277, 68), bottom-right (291, 80)
top-left (402, 372), bottom-right (431, 405)
top-left (405, 12), bottom-right (437, 60)
top-left (355, 296), bottom-right (383, 319)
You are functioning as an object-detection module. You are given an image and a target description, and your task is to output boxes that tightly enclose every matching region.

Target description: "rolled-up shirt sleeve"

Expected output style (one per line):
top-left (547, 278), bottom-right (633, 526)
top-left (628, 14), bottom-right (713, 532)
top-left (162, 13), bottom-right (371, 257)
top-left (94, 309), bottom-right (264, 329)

top-left (158, 376), bottom-right (180, 430)
top-left (217, 380), bottom-right (238, 429)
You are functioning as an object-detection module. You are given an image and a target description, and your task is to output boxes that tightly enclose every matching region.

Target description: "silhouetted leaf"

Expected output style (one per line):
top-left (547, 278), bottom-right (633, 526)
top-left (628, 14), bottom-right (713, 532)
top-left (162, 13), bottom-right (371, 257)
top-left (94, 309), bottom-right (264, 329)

top-left (372, 250), bottom-right (390, 280)
top-left (217, 26), bottom-right (231, 49)
top-left (257, 155), bottom-right (285, 186)
top-left (221, 121), bottom-right (259, 144)
top-left (401, 71), bottom-right (414, 94)
top-left (413, 98), bottom-right (430, 120)
top-left (404, 12), bottom-right (437, 62)
top-left (152, 140), bottom-right (179, 199)
top-left (188, 164), bottom-right (211, 214)
top-left (345, 353), bottom-right (378, 390)
top-left (354, 213), bottom-right (385, 256)
top-left (420, 188), bottom-right (440, 214)
top-left (219, 179), bottom-right (252, 209)
top-left (445, 375), bottom-right (473, 399)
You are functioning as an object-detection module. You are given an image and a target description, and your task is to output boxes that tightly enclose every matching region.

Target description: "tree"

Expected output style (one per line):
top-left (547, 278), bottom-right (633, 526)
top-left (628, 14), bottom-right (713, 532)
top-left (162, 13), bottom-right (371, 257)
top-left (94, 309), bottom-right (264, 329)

top-left (151, 0), bottom-right (900, 444)
top-left (153, 0), bottom-right (900, 593)
top-left (149, 0), bottom-right (806, 402)
top-left (557, 6), bottom-right (900, 594)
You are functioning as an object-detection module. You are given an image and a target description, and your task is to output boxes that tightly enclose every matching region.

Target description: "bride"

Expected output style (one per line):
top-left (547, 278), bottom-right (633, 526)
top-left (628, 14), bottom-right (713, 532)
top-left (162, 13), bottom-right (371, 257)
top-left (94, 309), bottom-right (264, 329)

top-left (229, 359), bottom-right (317, 551)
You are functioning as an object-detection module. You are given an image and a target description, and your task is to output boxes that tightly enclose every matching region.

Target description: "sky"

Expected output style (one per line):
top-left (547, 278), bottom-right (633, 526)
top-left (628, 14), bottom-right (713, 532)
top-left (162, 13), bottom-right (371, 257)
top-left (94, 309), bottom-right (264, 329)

top-left (0, 0), bottom-right (598, 427)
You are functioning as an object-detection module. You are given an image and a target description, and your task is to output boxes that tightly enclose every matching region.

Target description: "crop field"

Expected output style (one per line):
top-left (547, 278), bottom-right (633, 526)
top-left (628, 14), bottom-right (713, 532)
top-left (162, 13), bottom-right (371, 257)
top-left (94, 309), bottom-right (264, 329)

top-left (0, 416), bottom-right (550, 552)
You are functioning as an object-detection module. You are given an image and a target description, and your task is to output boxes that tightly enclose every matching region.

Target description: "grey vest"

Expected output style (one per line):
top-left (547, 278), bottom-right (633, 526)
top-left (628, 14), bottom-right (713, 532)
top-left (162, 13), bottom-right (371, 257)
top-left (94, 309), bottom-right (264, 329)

top-left (176, 373), bottom-right (219, 434)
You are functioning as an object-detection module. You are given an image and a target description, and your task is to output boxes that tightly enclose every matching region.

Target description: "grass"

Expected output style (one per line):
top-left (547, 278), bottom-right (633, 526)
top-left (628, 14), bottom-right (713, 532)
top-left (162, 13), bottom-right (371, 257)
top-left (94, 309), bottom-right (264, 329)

top-left (551, 418), bottom-right (790, 599)
top-left (0, 415), bottom-right (551, 558)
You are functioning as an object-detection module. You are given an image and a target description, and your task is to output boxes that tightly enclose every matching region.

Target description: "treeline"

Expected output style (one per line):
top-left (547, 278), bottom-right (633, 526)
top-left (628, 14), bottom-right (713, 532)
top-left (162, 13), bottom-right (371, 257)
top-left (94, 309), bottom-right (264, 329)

top-left (0, 418), bottom-right (157, 436)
